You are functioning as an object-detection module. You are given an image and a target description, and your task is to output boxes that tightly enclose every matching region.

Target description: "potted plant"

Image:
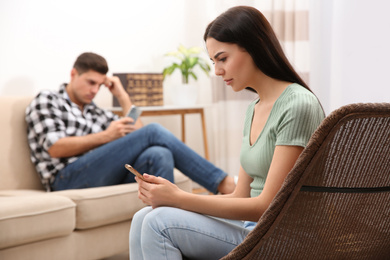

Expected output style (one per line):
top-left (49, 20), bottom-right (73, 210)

top-left (163, 44), bottom-right (211, 84)
top-left (162, 44), bottom-right (211, 105)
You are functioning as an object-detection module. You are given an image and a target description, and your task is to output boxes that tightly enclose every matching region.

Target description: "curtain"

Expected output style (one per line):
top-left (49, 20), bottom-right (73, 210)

top-left (208, 0), bottom-right (310, 176)
top-left (257, 0), bottom-right (310, 83)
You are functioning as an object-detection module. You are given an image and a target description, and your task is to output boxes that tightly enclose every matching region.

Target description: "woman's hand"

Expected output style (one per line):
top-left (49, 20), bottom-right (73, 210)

top-left (136, 174), bottom-right (183, 209)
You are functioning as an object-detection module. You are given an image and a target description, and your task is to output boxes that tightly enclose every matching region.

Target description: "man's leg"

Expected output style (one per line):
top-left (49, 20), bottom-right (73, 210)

top-left (123, 146), bottom-right (174, 183)
top-left (52, 123), bottom-right (228, 192)
top-left (131, 123), bottom-right (229, 193)
top-left (51, 137), bottom-right (175, 190)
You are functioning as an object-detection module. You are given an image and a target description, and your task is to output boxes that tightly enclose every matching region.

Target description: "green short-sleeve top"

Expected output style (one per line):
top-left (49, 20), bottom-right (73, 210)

top-left (240, 83), bottom-right (325, 198)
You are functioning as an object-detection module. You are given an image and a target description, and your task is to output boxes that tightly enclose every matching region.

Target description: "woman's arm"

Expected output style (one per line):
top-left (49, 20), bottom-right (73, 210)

top-left (137, 145), bottom-right (304, 222)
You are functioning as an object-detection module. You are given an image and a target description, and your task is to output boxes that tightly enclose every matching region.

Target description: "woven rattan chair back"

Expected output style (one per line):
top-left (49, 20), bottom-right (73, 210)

top-left (222, 103), bottom-right (390, 260)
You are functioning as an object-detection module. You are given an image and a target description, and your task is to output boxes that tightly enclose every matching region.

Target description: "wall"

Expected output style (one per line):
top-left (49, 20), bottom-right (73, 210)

top-left (0, 0), bottom-right (187, 105)
top-left (0, 0), bottom-right (211, 159)
top-left (0, 0), bottom-right (247, 170)
top-left (310, 0), bottom-right (390, 114)
top-left (2, 0), bottom-right (389, 175)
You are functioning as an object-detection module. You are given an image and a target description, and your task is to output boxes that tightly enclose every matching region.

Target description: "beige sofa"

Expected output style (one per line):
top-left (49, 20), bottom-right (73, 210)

top-left (0, 96), bottom-right (192, 260)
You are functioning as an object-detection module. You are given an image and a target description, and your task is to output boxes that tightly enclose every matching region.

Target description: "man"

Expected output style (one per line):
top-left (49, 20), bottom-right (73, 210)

top-left (26, 52), bottom-right (235, 193)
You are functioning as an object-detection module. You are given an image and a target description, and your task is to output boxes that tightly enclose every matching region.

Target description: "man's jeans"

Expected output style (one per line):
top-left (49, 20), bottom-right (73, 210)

top-left (52, 123), bottom-right (227, 193)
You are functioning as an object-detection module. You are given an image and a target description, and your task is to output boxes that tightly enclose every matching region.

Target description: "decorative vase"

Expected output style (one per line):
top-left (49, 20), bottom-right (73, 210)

top-left (172, 83), bottom-right (198, 106)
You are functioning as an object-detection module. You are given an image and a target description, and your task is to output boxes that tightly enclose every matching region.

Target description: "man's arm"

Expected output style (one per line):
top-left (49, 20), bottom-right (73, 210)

top-left (105, 76), bottom-right (143, 128)
top-left (48, 117), bottom-right (134, 158)
top-left (49, 76), bottom-right (147, 158)
top-left (105, 76), bottom-right (131, 116)
top-left (48, 132), bottom-right (108, 158)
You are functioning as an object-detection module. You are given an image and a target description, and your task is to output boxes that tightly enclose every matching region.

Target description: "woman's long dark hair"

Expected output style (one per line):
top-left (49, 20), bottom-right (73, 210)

top-left (204, 6), bottom-right (311, 93)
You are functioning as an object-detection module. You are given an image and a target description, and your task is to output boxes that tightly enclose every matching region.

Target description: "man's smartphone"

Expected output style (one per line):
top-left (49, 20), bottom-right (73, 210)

top-left (125, 164), bottom-right (147, 182)
top-left (125, 105), bottom-right (142, 124)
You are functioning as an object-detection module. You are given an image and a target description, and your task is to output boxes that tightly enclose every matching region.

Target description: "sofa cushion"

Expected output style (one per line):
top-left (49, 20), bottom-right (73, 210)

top-left (0, 195), bottom-right (76, 249)
top-left (0, 171), bottom-right (191, 231)
top-left (54, 170), bottom-right (191, 230)
top-left (54, 183), bottom-right (143, 230)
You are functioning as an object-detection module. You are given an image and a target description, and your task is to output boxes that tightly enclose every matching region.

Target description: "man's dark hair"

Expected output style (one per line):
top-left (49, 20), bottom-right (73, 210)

top-left (73, 52), bottom-right (109, 75)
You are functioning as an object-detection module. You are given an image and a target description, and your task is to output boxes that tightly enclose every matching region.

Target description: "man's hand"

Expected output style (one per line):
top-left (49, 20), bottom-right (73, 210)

top-left (103, 117), bottom-right (140, 141)
top-left (104, 76), bottom-right (126, 98)
top-left (104, 76), bottom-right (133, 118)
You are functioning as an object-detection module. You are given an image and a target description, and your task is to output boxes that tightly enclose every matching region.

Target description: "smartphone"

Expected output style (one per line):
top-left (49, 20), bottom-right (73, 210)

top-left (125, 105), bottom-right (142, 124)
top-left (125, 164), bottom-right (147, 182)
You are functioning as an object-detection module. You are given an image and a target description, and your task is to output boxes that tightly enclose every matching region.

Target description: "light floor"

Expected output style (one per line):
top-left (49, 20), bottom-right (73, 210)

top-left (103, 251), bottom-right (129, 260)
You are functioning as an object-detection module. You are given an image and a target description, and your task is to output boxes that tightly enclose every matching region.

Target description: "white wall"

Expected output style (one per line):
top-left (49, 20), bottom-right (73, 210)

top-left (310, 0), bottom-right (390, 115)
top-left (0, 0), bottom-right (257, 103)
top-left (0, 0), bottom-right (246, 166)
top-left (1, 0), bottom-right (389, 174)
top-left (0, 0), bottom-right (188, 105)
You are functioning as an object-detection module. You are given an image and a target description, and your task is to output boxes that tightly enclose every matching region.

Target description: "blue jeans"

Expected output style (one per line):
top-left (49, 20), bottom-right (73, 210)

top-left (51, 123), bottom-right (227, 193)
top-left (130, 206), bottom-right (251, 260)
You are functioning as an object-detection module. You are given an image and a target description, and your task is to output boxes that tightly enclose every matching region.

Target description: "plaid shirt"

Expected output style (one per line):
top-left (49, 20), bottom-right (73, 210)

top-left (25, 84), bottom-right (118, 191)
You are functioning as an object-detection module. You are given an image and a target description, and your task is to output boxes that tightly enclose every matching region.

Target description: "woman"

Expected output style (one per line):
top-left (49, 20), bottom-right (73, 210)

top-left (130, 6), bottom-right (325, 260)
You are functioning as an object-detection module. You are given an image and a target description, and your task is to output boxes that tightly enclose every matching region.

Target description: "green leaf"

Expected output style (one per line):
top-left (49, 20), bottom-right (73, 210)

top-left (162, 63), bottom-right (180, 78)
top-left (188, 57), bottom-right (198, 68)
top-left (162, 44), bottom-right (211, 82)
top-left (189, 72), bottom-right (198, 81)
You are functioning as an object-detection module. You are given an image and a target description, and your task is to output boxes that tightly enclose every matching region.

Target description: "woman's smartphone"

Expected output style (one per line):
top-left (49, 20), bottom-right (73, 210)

top-left (126, 105), bottom-right (142, 124)
top-left (125, 164), bottom-right (147, 182)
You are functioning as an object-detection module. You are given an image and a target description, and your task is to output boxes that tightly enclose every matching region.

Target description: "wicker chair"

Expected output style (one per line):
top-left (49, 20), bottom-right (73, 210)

top-left (222, 103), bottom-right (390, 260)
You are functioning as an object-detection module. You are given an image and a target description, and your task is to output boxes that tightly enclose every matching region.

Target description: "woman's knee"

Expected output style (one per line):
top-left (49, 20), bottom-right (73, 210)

top-left (141, 207), bottom-right (179, 234)
top-left (130, 206), bottom-right (153, 250)
top-left (132, 206), bottom-right (153, 226)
